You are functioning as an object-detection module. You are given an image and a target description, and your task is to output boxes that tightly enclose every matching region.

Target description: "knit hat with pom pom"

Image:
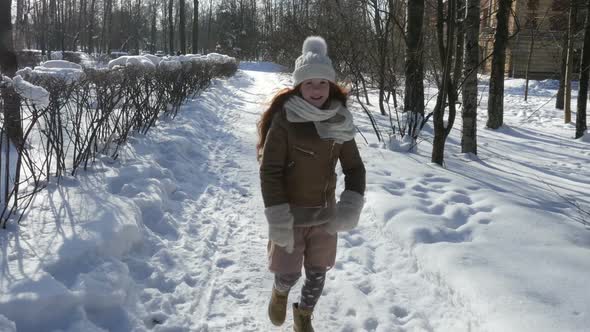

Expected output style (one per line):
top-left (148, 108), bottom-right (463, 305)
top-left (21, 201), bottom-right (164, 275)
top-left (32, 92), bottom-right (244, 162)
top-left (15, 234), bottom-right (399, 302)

top-left (292, 36), bottom-right (336, 87)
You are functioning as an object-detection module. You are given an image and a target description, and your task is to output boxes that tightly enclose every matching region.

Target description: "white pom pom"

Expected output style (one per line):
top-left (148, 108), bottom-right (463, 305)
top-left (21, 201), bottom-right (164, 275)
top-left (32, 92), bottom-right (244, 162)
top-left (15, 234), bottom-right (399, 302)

top-left (302, 36), bottom-right (328, 56)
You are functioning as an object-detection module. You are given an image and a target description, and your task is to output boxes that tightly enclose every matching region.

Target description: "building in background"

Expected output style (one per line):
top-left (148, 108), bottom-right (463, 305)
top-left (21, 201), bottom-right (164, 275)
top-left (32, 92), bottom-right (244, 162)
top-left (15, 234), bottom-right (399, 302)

top-left (480, 0), bottom-right (584, 79)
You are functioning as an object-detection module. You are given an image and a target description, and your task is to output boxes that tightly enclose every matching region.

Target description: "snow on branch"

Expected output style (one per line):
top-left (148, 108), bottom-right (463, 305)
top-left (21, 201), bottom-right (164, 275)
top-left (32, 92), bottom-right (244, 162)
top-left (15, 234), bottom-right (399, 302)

top-left (12, 75), bottom-right (50, 108)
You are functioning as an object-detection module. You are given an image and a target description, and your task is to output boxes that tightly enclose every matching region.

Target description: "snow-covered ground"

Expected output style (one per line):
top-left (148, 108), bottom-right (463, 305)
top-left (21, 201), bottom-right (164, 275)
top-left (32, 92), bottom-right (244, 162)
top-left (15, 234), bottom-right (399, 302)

top-left (1, 62), bottom-right (589, 332)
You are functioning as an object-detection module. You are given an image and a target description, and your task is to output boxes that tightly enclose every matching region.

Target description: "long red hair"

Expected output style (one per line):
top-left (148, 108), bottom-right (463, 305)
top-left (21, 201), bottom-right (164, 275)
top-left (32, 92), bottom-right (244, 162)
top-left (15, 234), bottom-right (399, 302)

top-left (256, 82), bottom-right (349, 160)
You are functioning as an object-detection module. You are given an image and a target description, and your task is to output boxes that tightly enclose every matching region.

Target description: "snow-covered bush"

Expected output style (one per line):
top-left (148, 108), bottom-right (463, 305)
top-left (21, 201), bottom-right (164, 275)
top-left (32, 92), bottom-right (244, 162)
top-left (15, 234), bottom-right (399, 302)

top-left (107, 56), bottom-right (156, 71)
top-left (206, 53), bottom-right (238, 77)
top-left (0, 75), bottom-right (51, 227)
top-left (0, 54), bottom-right (238, 227)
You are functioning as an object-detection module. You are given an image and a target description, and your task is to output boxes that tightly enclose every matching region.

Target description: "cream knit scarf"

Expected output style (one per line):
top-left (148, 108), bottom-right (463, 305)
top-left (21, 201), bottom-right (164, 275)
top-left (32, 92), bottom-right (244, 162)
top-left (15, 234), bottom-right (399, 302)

top-left (284, 96), bottom-right (356, 144)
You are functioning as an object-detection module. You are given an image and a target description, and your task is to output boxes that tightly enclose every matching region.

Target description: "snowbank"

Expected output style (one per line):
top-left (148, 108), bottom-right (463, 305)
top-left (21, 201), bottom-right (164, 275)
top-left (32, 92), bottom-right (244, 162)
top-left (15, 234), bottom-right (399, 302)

top-left (360, 76), bottom-right (590, 332)
top-left (0, 315), bottom-right (16, 332)
top-left (0, 272), bottom-right (79, 331)
top-left (0, 179), bottom-right (142, 331)
top-left (367, 162), bottom-right (590, 332)
top-left (72, 260), bottom-right (133, 311)
top-left (577, 130), bottom-right (590, 142)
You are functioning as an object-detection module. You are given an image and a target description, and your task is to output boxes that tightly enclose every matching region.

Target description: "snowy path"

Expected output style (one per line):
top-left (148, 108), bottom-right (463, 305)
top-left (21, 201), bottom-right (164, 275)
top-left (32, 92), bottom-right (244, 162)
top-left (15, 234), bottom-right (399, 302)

top-left (110, 66), bottom-right (476, 331)
top-left (3, 64), bottom-right (588, 332)
top-left (65, 66), bottom-right (472, 331)
top-left (107, 70), bottom-right (276, 331)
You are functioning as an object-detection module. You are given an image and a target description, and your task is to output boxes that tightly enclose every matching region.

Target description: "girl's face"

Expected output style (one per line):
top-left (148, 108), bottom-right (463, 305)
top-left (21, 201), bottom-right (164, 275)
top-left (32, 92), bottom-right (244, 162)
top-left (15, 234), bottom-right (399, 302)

top-left (300, 79), bottom-right (330, 108)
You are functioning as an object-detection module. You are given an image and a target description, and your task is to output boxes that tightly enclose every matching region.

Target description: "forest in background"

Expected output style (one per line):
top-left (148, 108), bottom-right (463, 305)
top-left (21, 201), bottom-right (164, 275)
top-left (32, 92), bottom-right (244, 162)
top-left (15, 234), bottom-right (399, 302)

top-left (0, 0), bottom-right (589, 225)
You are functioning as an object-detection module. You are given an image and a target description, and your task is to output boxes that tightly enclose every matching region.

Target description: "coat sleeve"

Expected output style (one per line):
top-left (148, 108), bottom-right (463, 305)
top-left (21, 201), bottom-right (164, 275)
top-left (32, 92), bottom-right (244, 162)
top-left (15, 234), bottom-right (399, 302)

top-left (260, 114), bottom-right (289, 207)
top-left (338, 139), bottom-right (366, 196)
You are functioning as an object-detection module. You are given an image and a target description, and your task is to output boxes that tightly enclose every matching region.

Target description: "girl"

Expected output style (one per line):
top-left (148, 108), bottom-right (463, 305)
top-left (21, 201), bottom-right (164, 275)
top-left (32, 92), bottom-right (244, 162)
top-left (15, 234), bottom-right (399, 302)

top-left (257, 36), bottom-right (366, 332)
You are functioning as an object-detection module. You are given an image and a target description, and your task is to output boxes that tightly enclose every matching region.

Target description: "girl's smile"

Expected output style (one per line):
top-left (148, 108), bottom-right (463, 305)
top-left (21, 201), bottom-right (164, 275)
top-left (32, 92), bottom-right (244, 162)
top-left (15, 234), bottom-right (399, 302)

top-left (300, 79), bottom-right (330, 108)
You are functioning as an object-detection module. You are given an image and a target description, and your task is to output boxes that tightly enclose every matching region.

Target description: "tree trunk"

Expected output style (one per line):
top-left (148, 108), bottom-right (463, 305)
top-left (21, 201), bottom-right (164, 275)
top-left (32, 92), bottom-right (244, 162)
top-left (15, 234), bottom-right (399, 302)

top-left (524, 11), bottom-right (537, 101)
top-left (150, 1), bottom-right (157, 53)
top-left (169, 0), bottom-right (175, 54)
top-left (576, 0), bottom-right (590, 138)
top-left (0, 0), bottom-right (24, 149)
top-left (79, 0), bottom-right (85, 52)
top-left (41, 0), bottom-right (47, 56)
top-left (101, 0), bottom-right (112, 54)
top-left (88, 0), bottom-right (96, 53)
top-left (404, 0), bottom-right (425, 117)
top-left (462, 0), bottom-right (479, 154)
top-left (49, 0), bottom-right (55, 52)
top-left (371, 0), bottom-right (387, 116)
top-left (15, 0), bottom-right (24, 49)
top-left (556, 34), bottom-right (568, 109)
top-left (207, 0), bottom-right (213, 53)
top-left (453, 0), bottom-right (465, 89)
top-left (565, 1), bottom-right (576, 124)
top-left (432, 0), bottom-right (457, 166)
top-left (193, 0), bottom-right (199, 53)
top-left (133, 0), bottom-right (141, 54)
top-left (59, 0), bottom-right (65, 53)
top-left (179, 0), bottom-right (186, 54)
top-left (405, 0), bottom-right (425, 144)
top-left (101, 0), bottom-right (107, 53)
top-left (486, 0), bottom-right (511, 129)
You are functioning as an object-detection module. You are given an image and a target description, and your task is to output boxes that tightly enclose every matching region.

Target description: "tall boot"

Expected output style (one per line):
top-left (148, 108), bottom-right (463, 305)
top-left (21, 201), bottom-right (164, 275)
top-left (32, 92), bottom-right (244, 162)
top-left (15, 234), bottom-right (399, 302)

top-left (268, 287), bottom-right (288, 326)
top-left (293, 303), bottom-right (314, 332)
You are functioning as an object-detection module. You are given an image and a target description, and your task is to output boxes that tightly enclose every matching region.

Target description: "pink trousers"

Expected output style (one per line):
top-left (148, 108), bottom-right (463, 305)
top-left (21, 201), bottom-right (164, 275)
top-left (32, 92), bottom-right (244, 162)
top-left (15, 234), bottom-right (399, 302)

top-left (268, 225), bottom-right (337, 274)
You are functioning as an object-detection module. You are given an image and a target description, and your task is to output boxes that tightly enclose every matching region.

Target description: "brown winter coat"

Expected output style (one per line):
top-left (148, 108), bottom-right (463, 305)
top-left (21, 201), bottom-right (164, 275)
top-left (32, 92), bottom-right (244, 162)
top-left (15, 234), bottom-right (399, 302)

top-left (260, 107), bottom-right (366, 226)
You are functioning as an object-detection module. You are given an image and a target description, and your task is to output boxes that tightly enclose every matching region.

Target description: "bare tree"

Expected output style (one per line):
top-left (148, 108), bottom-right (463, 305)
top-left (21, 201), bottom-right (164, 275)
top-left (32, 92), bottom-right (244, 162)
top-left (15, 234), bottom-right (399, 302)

top-left (462, 0), bottom-right (480, 154)
top-left (193, 0), bottom-right (199, 53)
top-left (207, 0), bottom-right (213, 53)
top-left (88, 0), bottom-right (96, 53)
top-left (556, 35), bottom-right (568, 109)
top-left (40, 0), bottom-right (48, 56)
top-left (370, 0), bottom-right (390, 116)
top-left (180, 0), bottom-right (186, 54)
top-left (14, 0), bottom-right (25, 49)
top-left (524, 2), bottom-right (541, 101)
top-left (564, 0), bottom-right (577, 124)
top-left (576, 0), bottom-right (590, 138)
top-left (487, 0), bottom-right (512, 129)
top-left (169, 0), bottom-right (175, 54)
top-left (150, 1), bottom-right (157, 53)
top-left (405, 0), bottom-right (425, 139)
top-left (431, 0), bottom-right (460, 165)
top-left (0, 0), bottom-right (24, 148)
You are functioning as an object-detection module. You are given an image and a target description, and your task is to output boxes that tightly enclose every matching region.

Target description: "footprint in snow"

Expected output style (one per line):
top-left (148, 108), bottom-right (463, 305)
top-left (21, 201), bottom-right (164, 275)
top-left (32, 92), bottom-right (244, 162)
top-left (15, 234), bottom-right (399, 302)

top-left (342, 233), bottom-right (365, 248)
top-left (356, 280), bottom-right (374, 295)
top-left (391, 305), bottom-right (409, 318)
top-left (215, 257), bottom-right (235, 268)
top-left (364, 317), bottom-right (379, 331)
top-left (425, 176), bottom-right (452, 183)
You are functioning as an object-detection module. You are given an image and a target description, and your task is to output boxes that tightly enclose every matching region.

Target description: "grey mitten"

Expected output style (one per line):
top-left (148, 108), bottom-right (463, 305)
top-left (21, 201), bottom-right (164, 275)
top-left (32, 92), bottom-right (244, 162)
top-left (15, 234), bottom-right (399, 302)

top-left (265, 203), bottom-right (295, 253)
top-left (322, 190), bottom-right (365, 235)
